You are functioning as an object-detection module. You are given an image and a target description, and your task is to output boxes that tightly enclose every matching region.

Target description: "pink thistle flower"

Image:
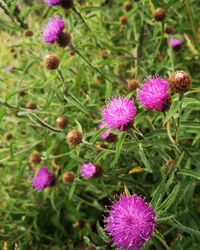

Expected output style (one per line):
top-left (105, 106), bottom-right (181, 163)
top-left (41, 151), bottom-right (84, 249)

top-left (81, 163), bottom-right (96, 179)
top-left (169, 38), bottom-right (182, 51)
top-left (43, 0), bottom-right (61, 6)
top-left (42, 16), bottom-right (64, 44)
top-left (32, 166), bottom-right (54, 191)
top-left (105, 194), bottom-right (156, 250)
top-left (138, 77), bottom-right (170, 112)
top-left (101, 97), bottom-right (137, 131)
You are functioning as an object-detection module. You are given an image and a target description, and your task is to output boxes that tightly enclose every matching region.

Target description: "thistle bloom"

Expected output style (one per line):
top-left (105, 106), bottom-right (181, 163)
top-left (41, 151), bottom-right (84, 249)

top-left (105, 194), bottom-right (156, 250)
top-left (169, 38), bottom-right (182, 50)
top-left (99, 121), bottom-right (110, 139)
top-left (101, 97), bottom-right (137, 130)
top-left (138, 77), bottom-right (170, 112)
top-left (32, 166), bottom-right (54, 191)
top-left (81, 163), bottom-right (96, 179)
top-left (43, 0), bottom-right (61, 5)
top-left (42, 16), bottom-right (64, 44)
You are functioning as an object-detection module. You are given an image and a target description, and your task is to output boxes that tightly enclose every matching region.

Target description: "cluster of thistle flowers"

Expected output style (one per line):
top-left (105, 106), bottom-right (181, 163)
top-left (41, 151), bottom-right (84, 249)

top-left (31, 2), bottom-right (192, 249)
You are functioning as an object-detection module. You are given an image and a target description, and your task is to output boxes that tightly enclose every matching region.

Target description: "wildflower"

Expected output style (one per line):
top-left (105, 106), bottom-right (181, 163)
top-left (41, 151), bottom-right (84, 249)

top-left (169, 38), bottom-right (182, 51)
top-left (105, 194), bottom-right (156, 250)
top-left (101, 97), bottom-right (137, 130)
top-left (42, 16), bottom-right (65, 44)
top-left (154, 8), bottom-right (166, 22)
top-left (32, 166), bottom-right (54, 191)
top-left (168, 70), bottom-right (192, 94)
top-left (138, 77), bottom-right (170, 112)
top-left (99, 122), bottom-right (117, 143)
top-left (67, 130), bottom-right (82, 147)
top-left (44, 54), bottom-right (60, 70)
top-left (43, 0), bottom-right (62, 6)
top-left (81, 163), bottom-right (97, 179)
top-left (43, 0), bottom-right (73, 9)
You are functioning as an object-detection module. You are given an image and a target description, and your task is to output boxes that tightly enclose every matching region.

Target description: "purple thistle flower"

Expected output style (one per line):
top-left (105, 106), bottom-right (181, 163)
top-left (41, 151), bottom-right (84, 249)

top-left (81, 163), bottom-right (96, 179)
top-left (101, 97), bottom-right (137, 131)
top-left (43, 0), bottom-right (61, 6)
top-left (169, 38), bottom-right (182, 50)
top-left (105, 194), bottom-right (156, 250)
top-left (32, 166), bottom-right (54, 191)
top-left (5, 65), bottom-right (14, 72)
top-left (42, 16), bottom-right (65, 44)
top-left (138, 77), bottom-right (170, 112)
top-left (99, 121), bottom-right (111, 139)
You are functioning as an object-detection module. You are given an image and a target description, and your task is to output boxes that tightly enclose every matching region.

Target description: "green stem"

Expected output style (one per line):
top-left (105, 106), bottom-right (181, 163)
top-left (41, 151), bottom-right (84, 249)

top-left (175, 94), bottom-right (184, 145)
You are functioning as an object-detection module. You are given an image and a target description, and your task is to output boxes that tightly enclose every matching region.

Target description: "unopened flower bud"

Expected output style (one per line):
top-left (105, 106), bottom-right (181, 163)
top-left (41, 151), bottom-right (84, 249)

top-left (67, 130), bottom-right (82, 147)
top-left (26, 102), bottom-right (37, 109)
top-left (24, 29), bottom-right (33, 37)
top-left (120, 16), bottom-right (128, 25)
top-left (57, 32), bottom-right (72, 47)
top-left (62, 171), bottom-right (75, 184)
top-left (29, 151), bottom-right (41, 165)
top-left (154, 8), bottom-right (166, 22)
top-left (165, 24), bottom-right (174, 34)
top-left (56, 116), bottom-right (68, 129)
top-left (124, 2), bottom-right (133, 11)
top-left (44, 54), bottom-right (60, 70)
top-left (127, 79), bottom-right (140, 91)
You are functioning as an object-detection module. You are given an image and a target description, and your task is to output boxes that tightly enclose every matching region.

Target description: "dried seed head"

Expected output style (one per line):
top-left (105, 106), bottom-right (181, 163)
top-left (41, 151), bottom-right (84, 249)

top-left (56, 116), bottom-right (68, 129)
top-left (26, 102), bottom-right (37, 109)
top-left (120, 16), bottom-right (128, 25)
top-left (128, 79), bottom-right (140, 91)
top-left (57, 32), bottom-right (72, 47)
top-left (62, 171), bottom-right (75, 184)
top-left (24, 29), bottom-right (33, 37)
top-left (165, 24), bottom-right (174, 34)
top-left (44, 54), bottom-right (60, 70)
top-left (4, 133), bottom-right (13, 141)
top-left (29, 151), bottom-right (41, 165)
top-left (61, 0), bottom-right (74, 9)
top-left (154, 8), bottom-right (166, 22)
top-left (124, 2), bottom-right (133, 11)
top-left (67, 130), bottom-right (82, 147)
top-left (168, 70), bottom-right (192, 94)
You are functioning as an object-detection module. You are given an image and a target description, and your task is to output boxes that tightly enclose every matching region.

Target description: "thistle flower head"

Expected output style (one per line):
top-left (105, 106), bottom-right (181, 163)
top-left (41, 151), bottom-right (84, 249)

top-left (81, 163), bottom-right (96, 179)
top-left (101, 97), bottom-right (137, 130)
top-left (169, 38), bottom-right (182, 50)
top-left (43, 0), bottom-right (61, 6)
top-left (99, 121), bottom-right (110, 139)
top-left (32, 166), bottom-right (54, 191)
top-left (138, 77), bottom-right (170, 112)
top-left (105, 194), bottom-right (156, 250)
top-left (43, 16), bottom-right (64, 44)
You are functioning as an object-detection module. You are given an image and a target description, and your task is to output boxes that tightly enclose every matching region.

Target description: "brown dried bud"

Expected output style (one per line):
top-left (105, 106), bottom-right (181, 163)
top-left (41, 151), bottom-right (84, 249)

top-left (120, 16), bottom-right (128, 25)
top-left (29, 151), bottom-right (41, 165)
top-left (96, 142), bottom-right (107, 152)
top-left (105, 133), bottom-right (118, 143)
top-left (166, 159), bottom-right (174, 171)
top-left (63, 171), bottom-right (75, 184)
top-left (67, 130), bottom-right (82, 147)
top-left (18, 91), bottom-right (26, 97)
top-left (44, 54), bottom-right (60, 70)
top-left (168, 70), bottom-right (192, 94)
top-left (56, 116), bottom-right (68, 129)
top-left (24, 29), bottom-right (33, 37)
top-left (101, 49), bottom-right (109, 60)
top-left (69, 50), bottom-right (75, 57)
top-left (4, 133), bottom-right (13, 141)
top-left (57, 32), bottom-right (72, 48)
top-left (94, 165), bottom-right (103, 177)
top-left (26, 102), bottom-right (37, 109)
top-left (127, 79), bottom-right (140, 91)
top-left (10, 48), bottom-right (16, 53)
top-left (161, 97), bottom-right (171, 112)
top-left (154, 8), bottom-right (166, 22)
top-left (165, 24), bottom-right (174, 34)
top-left (61, 0), bottom-right (74, 9)
top-left (124, 2), bottom-right (133, 11)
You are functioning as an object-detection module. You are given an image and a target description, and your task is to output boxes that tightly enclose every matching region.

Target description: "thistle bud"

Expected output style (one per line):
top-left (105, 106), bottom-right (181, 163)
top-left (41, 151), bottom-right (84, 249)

top-left (26, 102), bottom-right (37, 109)
top-left (29, 151), bottom-right (41, 165)
top-left (124, 2), bottom-right (133, 11)
top-left (24, 29), bottom-right (33, 37)
top-left (61, 0), bottom-right (74, 9)
top-left (154, 8), bottom-right (166, 22)
top-left (101, 49), bottom-right (109, 60)
top-left (168, 70), bottom-right (192, 94)
top-left (4, 133), bottom-right (13, 141)
top-left (67, 130), bottom-right (82, 147)
top-left (127, 79), bottom-right (140, 91)
top-left (57, 32), bottom-right (72, 48)
top-left (44, 54), bottom-right (60, 70)
top-left (62, 171), bottom-right (75, 184)
top-left (105, 133), bottom-right (118, 143)
top-left (120, 16), bottom-right (128, 25)
top-left (56, 116), bottom-right (68, 129)
top-left (165, 24), bottom-right (174, 34)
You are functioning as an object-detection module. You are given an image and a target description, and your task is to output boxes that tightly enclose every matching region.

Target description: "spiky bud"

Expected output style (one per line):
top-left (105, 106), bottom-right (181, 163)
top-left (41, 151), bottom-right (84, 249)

top-left (57, 32), bottom-right (72, 47)
top-left (56, 116), bottom-right (68, 129)
top-left (4, 133), bottom-right (13, 141)
top-left (24, 29), bottom-right (33, 37)
top-left (127, 79), bottom-right (140, 91)
top-left (168, 70), bottom-right (192, 94)
top-left (61, 0), bottom-right (74, 9)
top-left (26, 102), bottom-right (37, 109)
top-left (124, 2), bottom-right (133, 11)
top-left (62, 171), bottom-right (75, 184)
top-left (44, 54), bottom-right (60, 70)
top-left (67, 130), bottom-right (82, 147)
top-left (120, 16), bottom-right (128, 25)
top-left (29, 151), bottom-right (41, 165)
top-left (165, 24), bottom-right (174, 34)
top-left (154, 8), bottom-right (166, 22)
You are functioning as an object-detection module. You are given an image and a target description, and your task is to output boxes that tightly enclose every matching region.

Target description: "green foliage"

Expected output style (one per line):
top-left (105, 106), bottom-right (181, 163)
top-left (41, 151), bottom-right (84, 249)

top-left (0, 0), bottom-right (200, 249)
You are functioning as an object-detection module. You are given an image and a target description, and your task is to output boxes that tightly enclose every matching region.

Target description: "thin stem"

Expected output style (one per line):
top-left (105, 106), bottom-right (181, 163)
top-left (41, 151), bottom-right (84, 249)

top-left (175, 94), bottom-right (184, 145)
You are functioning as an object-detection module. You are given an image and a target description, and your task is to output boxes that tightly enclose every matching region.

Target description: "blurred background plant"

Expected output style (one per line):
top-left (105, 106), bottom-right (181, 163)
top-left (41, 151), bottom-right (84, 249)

top-left (0, 0), bottom-right (200, 249)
